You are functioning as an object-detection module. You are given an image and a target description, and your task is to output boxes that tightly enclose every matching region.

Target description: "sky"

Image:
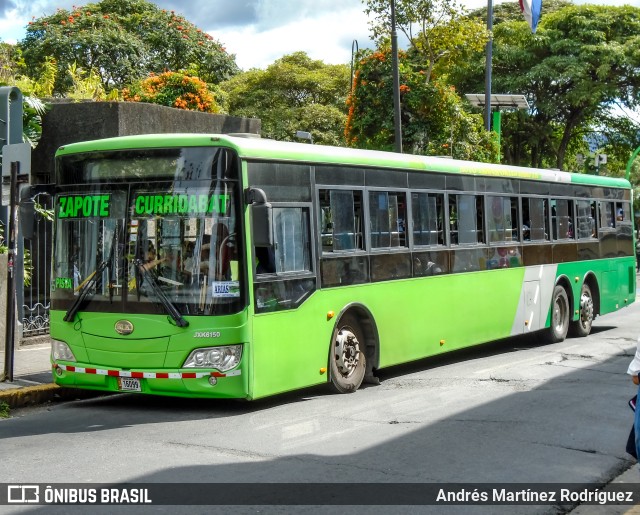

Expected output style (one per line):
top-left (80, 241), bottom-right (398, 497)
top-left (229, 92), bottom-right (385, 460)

top-left (1, 0), bottom-right (639, 71)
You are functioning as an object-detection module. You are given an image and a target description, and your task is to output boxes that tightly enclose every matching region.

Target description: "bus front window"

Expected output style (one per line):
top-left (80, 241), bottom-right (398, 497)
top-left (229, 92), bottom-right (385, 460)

top-left (52, 192), bottom-right (127, 314)
top-left (127, 184), bottom-right (243, 316)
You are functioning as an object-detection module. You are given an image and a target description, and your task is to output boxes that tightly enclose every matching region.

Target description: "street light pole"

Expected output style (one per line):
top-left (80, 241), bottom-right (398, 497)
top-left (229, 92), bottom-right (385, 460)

top-left (391, 0), bottom-right (403, 153)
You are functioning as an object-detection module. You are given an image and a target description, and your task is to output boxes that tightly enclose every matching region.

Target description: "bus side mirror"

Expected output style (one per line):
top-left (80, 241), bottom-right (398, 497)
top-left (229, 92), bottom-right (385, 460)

top-left (18, 184), bottom-right (53, 240)
top-left (19, 199), bottom-right (35, 239)
top-left (19, 186), bottom-right (37, 239)
top-left (245, 188), bottom-right (273, 247)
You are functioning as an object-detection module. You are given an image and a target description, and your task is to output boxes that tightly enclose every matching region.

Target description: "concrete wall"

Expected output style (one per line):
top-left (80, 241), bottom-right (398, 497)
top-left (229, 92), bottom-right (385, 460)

top-left (31, 101), bottom-right (261, 183)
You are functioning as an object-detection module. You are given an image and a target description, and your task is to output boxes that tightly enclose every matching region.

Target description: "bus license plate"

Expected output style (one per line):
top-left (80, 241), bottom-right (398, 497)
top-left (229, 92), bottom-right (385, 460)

top-left (118, 377), bottom-right (141, 392)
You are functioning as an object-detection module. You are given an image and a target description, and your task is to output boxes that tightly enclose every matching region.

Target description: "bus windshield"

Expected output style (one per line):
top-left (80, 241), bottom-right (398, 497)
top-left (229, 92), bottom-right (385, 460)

top-left (52, 149), bottom-right (244, 318)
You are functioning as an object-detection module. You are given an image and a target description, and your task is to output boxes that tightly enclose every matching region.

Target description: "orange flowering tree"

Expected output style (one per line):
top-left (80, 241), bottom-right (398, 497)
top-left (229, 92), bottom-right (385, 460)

top-left (19, 0), bottom-right (238, 96)
top-left (345, 47), bottom-right (497, 161)
top-left (123, 71), bottom-right (220, 113)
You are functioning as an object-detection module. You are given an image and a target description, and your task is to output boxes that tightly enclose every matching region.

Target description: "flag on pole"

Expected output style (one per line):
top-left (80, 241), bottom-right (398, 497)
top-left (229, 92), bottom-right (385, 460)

top-left (519, 0), bottom-right (542, 33)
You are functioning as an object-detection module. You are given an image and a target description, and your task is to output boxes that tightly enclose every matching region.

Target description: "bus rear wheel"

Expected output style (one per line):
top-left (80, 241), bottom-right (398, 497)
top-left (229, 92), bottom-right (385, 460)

top-left (546, 285), bottom-right (570, 343)
top-left (569, 283), bottom-right (594, 337)
top-left (329, 315), bottom-right (366, 394)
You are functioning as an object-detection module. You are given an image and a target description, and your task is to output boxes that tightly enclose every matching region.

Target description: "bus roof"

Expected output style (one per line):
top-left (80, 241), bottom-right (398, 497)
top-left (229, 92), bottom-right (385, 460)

top-left (56, 133), bottom-right (631, 189)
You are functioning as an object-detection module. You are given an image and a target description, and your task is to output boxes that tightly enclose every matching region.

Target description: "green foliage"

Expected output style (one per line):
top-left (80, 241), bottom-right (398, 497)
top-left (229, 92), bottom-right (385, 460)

top-left (220, 52), bottom-right (350, 144)
top-left (364, 0), bottom-right (488, 83)
top-left (66, 62), bottom-right (107, 101)
top-left (0, 401), bottom-right (9, 419)
top-left (21, 96), bottom-right (47, 149)
top-left (346, 47), bottom-right (498, 161)
top-left (123, 71), bottom-right (220, 113)
top-left (449, 2), bottom-right (640, 170)
top-left (19, 0), bottom-right (239, 96)
top-left (0, 42), bottom-right (25, 84)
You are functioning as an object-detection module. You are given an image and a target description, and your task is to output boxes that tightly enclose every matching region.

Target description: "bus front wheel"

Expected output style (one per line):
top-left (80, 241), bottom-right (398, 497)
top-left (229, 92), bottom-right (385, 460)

top-left (546, 285), bottom-right (570, 343)
top-left (329, 315), bottom-right (366, 394)
top-left (569, 283), bottom-right (594, 337)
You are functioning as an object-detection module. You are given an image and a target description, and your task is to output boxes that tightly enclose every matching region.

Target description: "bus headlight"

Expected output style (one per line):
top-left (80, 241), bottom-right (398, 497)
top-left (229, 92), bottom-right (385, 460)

top-left (183, 345), bottom-right (242, 371)
top-left (51, 340), bottom-right (76, 362)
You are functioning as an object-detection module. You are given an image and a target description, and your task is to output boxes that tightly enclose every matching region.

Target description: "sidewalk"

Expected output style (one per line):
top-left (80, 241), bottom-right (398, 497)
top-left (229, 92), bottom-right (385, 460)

top-left (0, 336), bottom-right (98, 408)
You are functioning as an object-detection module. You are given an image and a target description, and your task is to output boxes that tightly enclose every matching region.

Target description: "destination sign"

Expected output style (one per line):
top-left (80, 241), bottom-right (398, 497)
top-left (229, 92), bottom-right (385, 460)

top-left (133, 193), bottom-right (229, 216)
top-left (58, 194), bottom-right (111, 219)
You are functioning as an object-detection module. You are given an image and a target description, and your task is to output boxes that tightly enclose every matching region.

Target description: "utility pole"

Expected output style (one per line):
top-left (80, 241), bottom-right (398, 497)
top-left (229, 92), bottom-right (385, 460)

top-left (484, 0), bottom-right (494, 131)
top-left (391, 0), bottom-right (403, 153)
top-left (0, 86), bottom-right (30, 382)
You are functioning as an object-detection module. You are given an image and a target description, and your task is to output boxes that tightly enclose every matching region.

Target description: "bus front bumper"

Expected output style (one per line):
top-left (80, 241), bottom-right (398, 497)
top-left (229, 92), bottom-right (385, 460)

top-left (52, 362), bottom-right (248, 399)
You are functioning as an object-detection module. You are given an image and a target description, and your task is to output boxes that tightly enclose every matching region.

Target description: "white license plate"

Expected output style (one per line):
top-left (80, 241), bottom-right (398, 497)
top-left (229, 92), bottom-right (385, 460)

top-left (117, 377), bottom-right (141, 392)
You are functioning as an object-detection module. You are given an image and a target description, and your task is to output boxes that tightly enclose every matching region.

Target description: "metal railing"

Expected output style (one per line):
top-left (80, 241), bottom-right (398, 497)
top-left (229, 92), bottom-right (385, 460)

top-left (21, 198), bottom-right (51, 337)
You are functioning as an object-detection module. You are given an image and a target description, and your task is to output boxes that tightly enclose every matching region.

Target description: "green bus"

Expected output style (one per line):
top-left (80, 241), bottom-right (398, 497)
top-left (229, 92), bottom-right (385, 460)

top-left (49, 134), bottom-right (636, 399)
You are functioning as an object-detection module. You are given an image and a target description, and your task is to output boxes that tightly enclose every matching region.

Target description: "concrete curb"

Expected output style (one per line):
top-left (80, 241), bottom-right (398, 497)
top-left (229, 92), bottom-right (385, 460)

top-left (0, 383), bottom-right (105, 410)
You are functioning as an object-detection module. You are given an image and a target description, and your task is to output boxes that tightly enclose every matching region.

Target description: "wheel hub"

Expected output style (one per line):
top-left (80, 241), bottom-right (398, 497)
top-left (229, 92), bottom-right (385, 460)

top-left (580, 293), bottom-right (594, 324)
top-left (335, 329), bottom-right (361, 377)
top-left (553, 297), bottom-right (567, 331)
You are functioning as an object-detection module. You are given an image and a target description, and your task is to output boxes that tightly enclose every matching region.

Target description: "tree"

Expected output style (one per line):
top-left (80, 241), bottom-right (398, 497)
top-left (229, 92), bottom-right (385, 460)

top-left (449, 2), bottom-right (640, 170)
top-left (220, 52), bottom-right (350, 145)
top-left (364, 0), bottom-right (488, 83)
top-left (19, 0), bottom-right (239, 96)
top-left (0, 42), bottom-right (25, 85)
top-left (123, 71), bottom-right (221, 113)
top-left (346, 47), bottom-right (497, 161)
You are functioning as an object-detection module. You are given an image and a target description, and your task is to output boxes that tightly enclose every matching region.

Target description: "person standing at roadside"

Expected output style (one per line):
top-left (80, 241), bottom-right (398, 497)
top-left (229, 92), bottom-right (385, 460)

top-left (627, 338), bottom-right (640, 460)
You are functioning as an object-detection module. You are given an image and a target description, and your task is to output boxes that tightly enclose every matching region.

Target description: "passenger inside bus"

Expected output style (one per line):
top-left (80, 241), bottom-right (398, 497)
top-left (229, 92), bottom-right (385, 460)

top-left (255, 246), bottom-right (276, 274)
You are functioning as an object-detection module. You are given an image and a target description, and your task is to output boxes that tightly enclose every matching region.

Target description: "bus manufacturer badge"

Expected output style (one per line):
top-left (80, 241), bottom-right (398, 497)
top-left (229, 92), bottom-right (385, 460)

top-left (115, 320), bottom-right (134, 335)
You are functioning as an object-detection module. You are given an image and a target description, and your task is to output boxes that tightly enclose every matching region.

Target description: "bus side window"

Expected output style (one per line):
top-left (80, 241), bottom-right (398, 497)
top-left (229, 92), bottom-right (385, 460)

top-left (599, 201), bottom-right (615, 230)
top-left (487, 196), bottom-right (517, 243)
top-left (319, 189), bottom-right (363, 252)
top-left (450, 194), bottom-right (483, 245)
top-left (522, 197), bottom-right (548, 242)
top-left (551, 198), bottom-right (574, 240)
top-left (576, 200), bottom-right (596, 239)
top-left (412, 192), bottom-right (444, 247)
top-left (369, 191), bottom-right (407, 248)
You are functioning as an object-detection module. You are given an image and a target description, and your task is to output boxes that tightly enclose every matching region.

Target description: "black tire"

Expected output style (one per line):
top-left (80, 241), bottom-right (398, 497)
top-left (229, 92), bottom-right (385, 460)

top-left (569, 283), bottom-right (594, 337)
top-left (329, 314), bottom-right (366, 394)
top-left (545, 285), bottom-right (570, 343)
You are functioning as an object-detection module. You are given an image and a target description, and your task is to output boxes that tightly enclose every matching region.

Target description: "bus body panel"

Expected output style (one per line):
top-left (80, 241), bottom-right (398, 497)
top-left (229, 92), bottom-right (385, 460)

top-left (49, 134), bottom-right (635, 400)
top-left (51, 310), bottom-right (252, 399)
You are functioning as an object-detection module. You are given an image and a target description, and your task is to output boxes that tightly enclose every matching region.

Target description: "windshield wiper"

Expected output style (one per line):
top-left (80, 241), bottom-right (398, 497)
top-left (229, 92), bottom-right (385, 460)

top-left (63, 259), bottom-right (110, 322)
top-left (64, 227), bottom-right (120, 323)
top-left (134, 258), bottom-right (189, 328)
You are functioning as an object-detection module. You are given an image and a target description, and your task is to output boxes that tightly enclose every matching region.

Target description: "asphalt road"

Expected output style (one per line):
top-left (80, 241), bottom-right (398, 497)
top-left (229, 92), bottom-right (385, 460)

top-left (1, 297), bottom-right (640, 514)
